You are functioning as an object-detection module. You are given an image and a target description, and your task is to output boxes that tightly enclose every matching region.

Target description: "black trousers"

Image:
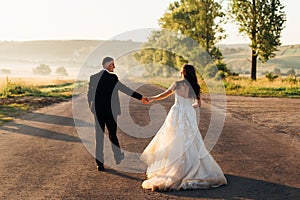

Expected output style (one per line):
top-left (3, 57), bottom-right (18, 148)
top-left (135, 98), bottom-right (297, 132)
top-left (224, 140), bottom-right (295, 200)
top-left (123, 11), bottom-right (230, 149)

top-left (94, 113), bottom-right (122, 166)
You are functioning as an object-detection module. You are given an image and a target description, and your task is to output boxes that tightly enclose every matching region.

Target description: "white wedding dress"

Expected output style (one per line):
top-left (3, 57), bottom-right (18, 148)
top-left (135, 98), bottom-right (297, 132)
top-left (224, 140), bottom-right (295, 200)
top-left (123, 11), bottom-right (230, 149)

top-left (140, 82), bottom-right (227, 191)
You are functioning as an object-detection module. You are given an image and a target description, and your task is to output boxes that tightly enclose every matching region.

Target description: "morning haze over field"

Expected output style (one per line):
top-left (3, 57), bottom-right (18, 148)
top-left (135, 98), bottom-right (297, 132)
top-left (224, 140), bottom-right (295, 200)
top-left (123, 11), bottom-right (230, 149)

top-left (0, 40), bottom-right (299, 78)
top-left (0, 0), bottom-right (299, 80)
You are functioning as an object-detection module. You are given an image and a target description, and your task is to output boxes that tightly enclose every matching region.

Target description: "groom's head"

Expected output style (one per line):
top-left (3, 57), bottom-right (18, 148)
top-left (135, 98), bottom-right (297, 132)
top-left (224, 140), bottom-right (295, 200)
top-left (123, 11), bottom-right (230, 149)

top-left (102, 57), bottom-right (115, 72)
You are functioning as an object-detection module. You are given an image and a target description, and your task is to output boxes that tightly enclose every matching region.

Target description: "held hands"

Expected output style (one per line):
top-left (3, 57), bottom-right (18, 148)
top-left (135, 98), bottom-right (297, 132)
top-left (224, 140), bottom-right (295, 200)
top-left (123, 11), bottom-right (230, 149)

top-left (141, 97), bottom-right (148, 104)
top-left (141, 97), bottom-right (155, 104)
top-left (146, 97), bottom-right (155, 104)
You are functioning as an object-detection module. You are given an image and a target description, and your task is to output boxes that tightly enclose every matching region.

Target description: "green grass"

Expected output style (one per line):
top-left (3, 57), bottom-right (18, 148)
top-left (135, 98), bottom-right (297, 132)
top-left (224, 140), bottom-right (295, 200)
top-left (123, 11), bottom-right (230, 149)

top-left (225, 85), bottom-right (300, 97)
top-left (223, 76), bottom-right (300, 97)
top-left (37, 82), bottom-right (75, 98)
top-left (0, 79), bottom-right (77, 125)
top-left (0, 75), bottom-right (298, 125)
top-left (129, 75), bottom-right (300, 98)
top-left (0, 80), bottom-right (76, 98)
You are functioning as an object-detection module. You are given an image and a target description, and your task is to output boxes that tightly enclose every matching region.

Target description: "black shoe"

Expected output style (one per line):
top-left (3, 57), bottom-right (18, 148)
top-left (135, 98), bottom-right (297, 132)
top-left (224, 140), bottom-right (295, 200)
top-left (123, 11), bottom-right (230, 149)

top-left (97, 165), bottom-right (105, 171)
top-left (115, 152), bottom-right (124, 165)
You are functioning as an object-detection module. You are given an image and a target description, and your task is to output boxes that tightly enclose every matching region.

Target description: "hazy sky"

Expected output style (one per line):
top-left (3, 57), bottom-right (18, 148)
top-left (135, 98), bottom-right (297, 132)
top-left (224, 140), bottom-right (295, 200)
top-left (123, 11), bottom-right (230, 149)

top-left (0, 0), bottom-right (298, 45)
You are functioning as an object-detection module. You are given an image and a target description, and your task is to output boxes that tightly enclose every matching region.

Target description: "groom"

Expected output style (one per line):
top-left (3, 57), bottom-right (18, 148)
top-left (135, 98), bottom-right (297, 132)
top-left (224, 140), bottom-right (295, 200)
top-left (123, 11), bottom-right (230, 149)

top-left (87, 57), bottom-right (147, 171)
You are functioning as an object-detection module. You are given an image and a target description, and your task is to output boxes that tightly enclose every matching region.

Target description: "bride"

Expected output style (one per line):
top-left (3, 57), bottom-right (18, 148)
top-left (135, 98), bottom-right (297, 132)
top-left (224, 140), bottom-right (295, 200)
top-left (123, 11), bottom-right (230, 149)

top-left (140, 64), bottom-right (227, 191)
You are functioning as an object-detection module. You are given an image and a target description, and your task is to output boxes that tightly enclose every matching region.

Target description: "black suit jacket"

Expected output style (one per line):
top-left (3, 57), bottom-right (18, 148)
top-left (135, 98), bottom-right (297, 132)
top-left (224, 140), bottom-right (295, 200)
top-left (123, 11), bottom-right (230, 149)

top-left (87, 70), bottom-right (142, 116)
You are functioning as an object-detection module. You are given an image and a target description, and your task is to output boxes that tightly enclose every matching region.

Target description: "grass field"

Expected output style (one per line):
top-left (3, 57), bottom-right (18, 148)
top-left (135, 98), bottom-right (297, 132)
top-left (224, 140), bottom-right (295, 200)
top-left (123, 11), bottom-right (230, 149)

top-left (0, 73), bottom-right (299, 126)
top-left (0, 77), bottom-right (76, 98)
top-left (223, 76), bottom-right (300, 97)
top-left (0, 77), bottom-right (77, 125)
top-left (1, 40), bottom-right (299, 125)
top-left (129, 75), bottom-right (300, 97)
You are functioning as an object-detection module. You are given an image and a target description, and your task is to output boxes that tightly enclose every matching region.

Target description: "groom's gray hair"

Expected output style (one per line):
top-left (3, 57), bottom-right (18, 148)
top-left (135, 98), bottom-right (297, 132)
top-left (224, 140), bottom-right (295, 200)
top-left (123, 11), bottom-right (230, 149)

top-left (102, 57), bottom-right (114, 67)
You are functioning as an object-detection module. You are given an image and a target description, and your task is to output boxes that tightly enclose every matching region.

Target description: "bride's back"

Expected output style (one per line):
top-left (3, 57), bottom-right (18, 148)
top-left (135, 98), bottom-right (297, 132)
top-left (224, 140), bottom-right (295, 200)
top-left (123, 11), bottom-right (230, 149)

top-left (175, 80), bottom-right (192, 99)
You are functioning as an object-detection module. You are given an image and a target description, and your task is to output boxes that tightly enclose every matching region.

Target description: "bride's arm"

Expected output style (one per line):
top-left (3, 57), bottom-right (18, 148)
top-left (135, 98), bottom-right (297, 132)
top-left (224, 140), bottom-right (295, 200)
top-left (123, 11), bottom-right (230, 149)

top-left (148, 83), bottom-right (176, 102)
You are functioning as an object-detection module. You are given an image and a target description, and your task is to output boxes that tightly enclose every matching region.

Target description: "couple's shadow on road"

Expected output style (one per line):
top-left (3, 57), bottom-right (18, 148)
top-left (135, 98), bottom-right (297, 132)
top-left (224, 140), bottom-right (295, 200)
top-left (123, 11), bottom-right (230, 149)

top-left (103, 168), bottom-right (144, 182)
top-left (1, 111), bottom-right (93, 143)
top-left (105, 169), bottom-right (300, 199)
top-left (19, 111), bottom-right (93, 127)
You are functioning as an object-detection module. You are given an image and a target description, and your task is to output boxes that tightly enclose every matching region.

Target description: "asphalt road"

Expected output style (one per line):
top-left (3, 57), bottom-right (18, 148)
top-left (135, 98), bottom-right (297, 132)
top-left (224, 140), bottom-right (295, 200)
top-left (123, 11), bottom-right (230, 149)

top-left (0, 84), bottom-right (299, 199)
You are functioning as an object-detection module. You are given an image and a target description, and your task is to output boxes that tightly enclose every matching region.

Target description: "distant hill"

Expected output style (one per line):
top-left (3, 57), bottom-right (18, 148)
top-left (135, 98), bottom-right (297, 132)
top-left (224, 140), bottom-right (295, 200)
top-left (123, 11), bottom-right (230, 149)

top-left (0, 40), bottom-right (299, 77)
top-left (0, 40), bottom-right (142, 66)
top-left (0, 40), bottom-right (142, 77)
top-left (218, 43), bottom-right (300, 76)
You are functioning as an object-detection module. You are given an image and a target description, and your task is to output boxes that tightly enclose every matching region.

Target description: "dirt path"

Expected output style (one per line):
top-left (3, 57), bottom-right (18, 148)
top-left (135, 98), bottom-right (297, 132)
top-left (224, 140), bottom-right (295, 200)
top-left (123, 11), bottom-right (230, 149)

top-left (0, 84), bottom-right (299, 199)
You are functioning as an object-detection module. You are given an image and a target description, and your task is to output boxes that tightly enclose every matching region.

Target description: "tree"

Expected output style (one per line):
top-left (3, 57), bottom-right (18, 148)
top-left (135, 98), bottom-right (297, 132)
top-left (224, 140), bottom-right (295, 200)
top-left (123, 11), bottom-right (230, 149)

top-left (265, 71), bottom-right (278, 82)
top-left (273, 67), bottom-right (281, 76)
top-left (1, 69), bottom-right (11, 75)
top-left (230, 0), bottom-right (286, 80)
top-left (286, 68), bottom-right (296, 76)
top-left (134, 0), bottom-right (227, 77)
top-left (134, 30), bottom-right (195, 77)
top-left (134, 29), bottom-right (215, 77)
top-left (55, 66), bottom-right (69, 76)
top-left (33, 64), bottom-right (51, 75)
top-left (159, 0), bottom-right (226, 61)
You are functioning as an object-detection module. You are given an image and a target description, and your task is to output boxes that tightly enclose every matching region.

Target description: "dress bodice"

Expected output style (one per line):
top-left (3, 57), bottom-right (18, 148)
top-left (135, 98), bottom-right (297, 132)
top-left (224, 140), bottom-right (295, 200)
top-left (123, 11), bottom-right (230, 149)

top-left (174, 93), bottom-right (194, 108)
top-left (173, 80), bottom-right (194, 108)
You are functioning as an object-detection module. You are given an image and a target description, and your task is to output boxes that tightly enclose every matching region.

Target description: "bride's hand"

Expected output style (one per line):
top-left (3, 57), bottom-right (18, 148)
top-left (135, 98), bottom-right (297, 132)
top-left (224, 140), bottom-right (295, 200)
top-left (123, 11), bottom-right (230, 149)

top-left (193, 99), bottom-right (201, 108)
top-left (193, 104), bottom-right (201, 108)
top-left (146, 97), bottom-right (155, 103)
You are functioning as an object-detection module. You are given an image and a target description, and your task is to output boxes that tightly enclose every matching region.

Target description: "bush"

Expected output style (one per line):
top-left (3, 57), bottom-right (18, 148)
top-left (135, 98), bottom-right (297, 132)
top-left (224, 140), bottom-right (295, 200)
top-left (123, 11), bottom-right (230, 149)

top-left (286, 68), bottom-right (296, 76)
top-left (224, 82), bottom-right (242, 90)
top-left (216, 62), bottom-right (230, 73)
top-left (273, 67), bottom-right (281, 76)
top-left (204, 61), bottom-right (232, 79)
top-left (55, 66), bottom-right (68, 76)
top-left (215, 70), bottom-right (226, 80)
top-left (265, 72), bottom-right (279, 82)
top-left (204, 64), bottom-right (218, 78)
top-left (1, 69), bottom-right (11, 75)
top-left (33, 64), bottom-right (51, 75)
top-left (285, 75), bottom-right (298, 84)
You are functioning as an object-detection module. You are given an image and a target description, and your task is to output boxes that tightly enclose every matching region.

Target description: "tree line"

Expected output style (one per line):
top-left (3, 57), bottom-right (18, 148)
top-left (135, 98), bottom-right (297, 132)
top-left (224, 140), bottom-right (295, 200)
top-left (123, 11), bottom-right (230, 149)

top-left (33, 64), bottom-right (69, 76)
top-left (134, 0), bottom-right (286, 80)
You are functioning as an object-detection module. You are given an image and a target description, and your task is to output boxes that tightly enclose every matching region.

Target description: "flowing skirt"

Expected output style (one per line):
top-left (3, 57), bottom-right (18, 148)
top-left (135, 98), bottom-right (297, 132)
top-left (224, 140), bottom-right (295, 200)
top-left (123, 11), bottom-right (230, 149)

top-left (140, 102), bottom-right (227, 191)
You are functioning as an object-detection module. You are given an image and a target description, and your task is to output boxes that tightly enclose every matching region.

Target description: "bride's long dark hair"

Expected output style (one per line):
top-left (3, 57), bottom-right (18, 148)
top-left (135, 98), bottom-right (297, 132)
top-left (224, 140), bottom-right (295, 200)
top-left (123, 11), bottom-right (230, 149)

top-left (182, 64), bottom-right (200, 100)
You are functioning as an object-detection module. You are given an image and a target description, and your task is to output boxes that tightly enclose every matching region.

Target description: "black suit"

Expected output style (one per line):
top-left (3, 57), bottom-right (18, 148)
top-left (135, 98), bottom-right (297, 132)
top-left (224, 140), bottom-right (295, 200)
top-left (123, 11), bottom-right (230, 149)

top-left (87, 70), bottom-right (142, 166)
